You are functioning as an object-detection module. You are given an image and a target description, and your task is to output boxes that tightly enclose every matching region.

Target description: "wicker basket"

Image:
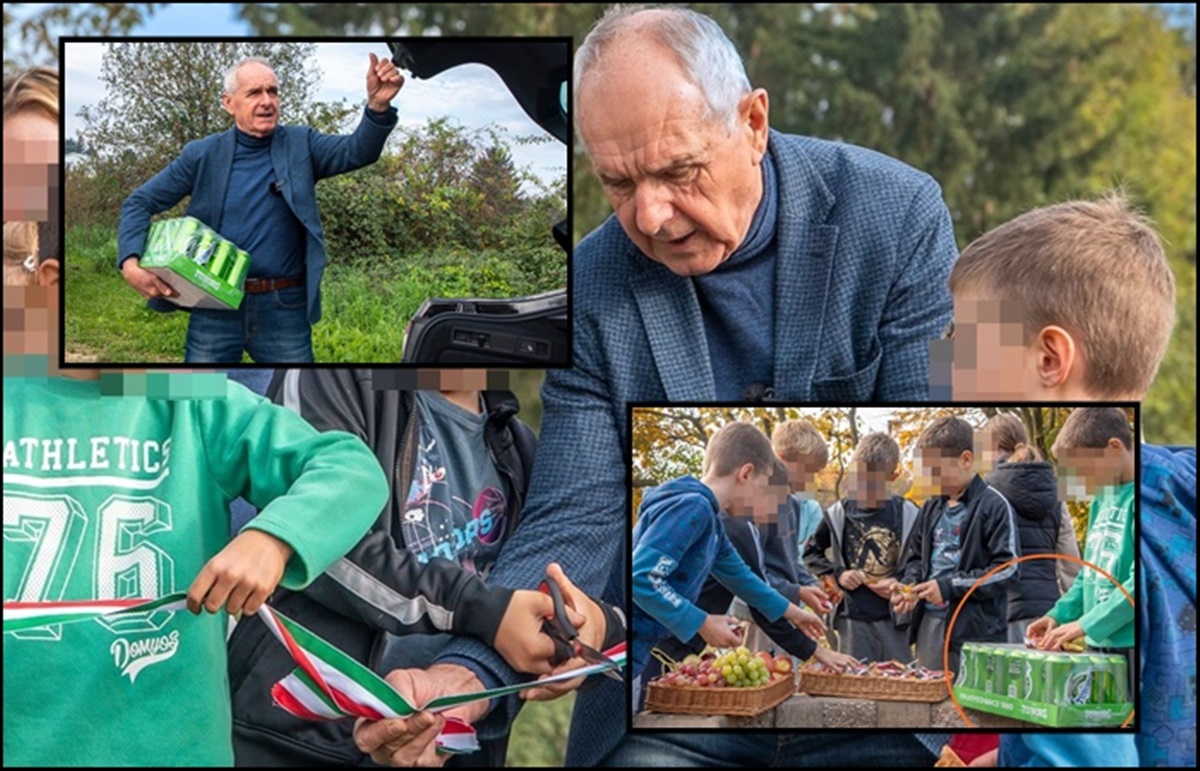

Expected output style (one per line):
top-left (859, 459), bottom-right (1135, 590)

top-left (798, 669), bottom-right (951, 703)
top-left (644, 672), bottom-right (795, 717)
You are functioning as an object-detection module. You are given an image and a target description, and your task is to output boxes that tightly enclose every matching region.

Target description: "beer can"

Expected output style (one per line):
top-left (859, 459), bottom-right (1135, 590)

top-left (1090, 655), bottom-right (1114, 705)
top-left (1043, 652), bottom-right (1074, 705)
top-left (208, 240), bottom-right (233, 278)
top-left (1108, 655), bottom-right (1129, 704)
top-left (228, 249), bottom-right (251, 288)
top-left (1024, 649), bottom-right (1047, 702)
top-left (191, 230), bottom-right (217, 266)
top-left (1063, 655), bottom-right (1094, 706)
top-left (955, 645), bottom-right (973, 689)
top-left (1008, 650), bottom-right (1030, 699)
top-left (994, 646), bottom-right (1010, 696)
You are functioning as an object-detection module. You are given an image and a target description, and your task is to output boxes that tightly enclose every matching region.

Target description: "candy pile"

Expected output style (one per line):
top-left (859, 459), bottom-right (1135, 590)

top-left (652, 647), bottom-right (792, 689)
top-left (1024, 635), bottom-right (1086, 653)
top-left (802, 658), bottom-right (946, 681)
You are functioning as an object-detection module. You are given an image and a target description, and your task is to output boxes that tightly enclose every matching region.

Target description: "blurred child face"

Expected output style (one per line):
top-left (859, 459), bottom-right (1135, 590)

top-left (781, 454), bottom-right (824, 495)
top-left (915, 448), bottom-right (975, 497)
top-left (847, 461), bottom-right (894, 509)
top-left (727, 467), bottom-right (785, 522)
top-left (1055, 445), bottom-right (1127, 500)
top-left (940, 290), bottom-right (1043, 400)
top-left (4, 107), bottom-right (61, 358)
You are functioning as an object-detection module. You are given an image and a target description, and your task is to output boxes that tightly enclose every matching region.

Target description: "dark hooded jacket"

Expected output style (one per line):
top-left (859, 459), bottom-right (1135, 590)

top-left (986, 458), bottom-right (1062, 622)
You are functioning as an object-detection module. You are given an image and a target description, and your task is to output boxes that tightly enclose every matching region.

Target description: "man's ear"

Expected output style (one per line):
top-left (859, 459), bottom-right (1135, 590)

top-left (741, 88), bottom-right (770, 161)
top-left (1033, 326), bottom-right (1078, 389)
top-left (736, 462), bottom-right (757, 484)
top-left (221, 93), bottom-right (234, 116)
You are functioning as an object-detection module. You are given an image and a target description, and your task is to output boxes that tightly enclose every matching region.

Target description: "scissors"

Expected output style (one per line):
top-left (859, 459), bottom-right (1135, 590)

top-left (539, 577), bottom-right (624, 682)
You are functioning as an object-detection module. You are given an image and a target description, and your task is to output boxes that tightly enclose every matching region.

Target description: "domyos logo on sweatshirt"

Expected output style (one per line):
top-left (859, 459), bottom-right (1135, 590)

top-left (110, 630), bottom-right (180, 683)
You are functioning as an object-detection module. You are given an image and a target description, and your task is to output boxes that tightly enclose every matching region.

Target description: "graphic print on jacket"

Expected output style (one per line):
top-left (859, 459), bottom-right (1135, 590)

top-left (401, 392), bottom-right (506, 575)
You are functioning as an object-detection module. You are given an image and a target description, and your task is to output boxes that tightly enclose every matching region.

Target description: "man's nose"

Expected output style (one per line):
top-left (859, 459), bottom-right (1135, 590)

top-left (633, 181), bottom-right (675, 238)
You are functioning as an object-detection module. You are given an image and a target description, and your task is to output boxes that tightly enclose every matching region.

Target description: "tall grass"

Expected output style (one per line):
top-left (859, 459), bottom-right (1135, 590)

top-left (63, 225), bottom-right (563, 363)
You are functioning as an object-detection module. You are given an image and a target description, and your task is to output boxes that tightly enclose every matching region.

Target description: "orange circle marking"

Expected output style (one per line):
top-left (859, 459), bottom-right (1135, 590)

top-left (941, 552), bottom-right (1136, 728)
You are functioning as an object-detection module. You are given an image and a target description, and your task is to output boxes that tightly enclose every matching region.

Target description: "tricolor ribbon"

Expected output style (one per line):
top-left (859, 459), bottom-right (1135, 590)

top-left (3, 595), bottom-right (628, 756)
top-left (3, 593), bottom-right (190, 633)
top-left (259, 604), bottom-right (626, 755)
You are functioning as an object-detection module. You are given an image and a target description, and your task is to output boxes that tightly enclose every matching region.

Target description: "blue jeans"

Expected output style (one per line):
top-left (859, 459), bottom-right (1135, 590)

top-left (602, 732), bottom-right (937, 767)
top-left (184, 286), bottom-right (312, 363)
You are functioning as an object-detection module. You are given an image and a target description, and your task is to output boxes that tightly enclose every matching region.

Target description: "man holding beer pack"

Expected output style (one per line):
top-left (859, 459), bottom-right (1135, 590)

top-left (117, 53), bottom-right (402, 363)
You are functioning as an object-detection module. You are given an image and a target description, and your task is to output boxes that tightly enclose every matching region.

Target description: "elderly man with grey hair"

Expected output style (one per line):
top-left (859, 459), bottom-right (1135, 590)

top-left (352, 4), bottom-right (955, 769)
top-left (117, 53), bottom-right (402, 363)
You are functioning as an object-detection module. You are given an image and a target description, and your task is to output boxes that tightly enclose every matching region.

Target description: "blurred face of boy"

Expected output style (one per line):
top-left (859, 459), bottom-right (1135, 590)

top-left (915, 448), bottom-right (975, 498)
top-left (943, 291), bottom-right (1040, 400)
top-left (1055, 444), bottom-right (1128, 500)
top-left (781, 455), bottom-right (825, 495)
top-left (725, 465), bottom-right (781, 522)
top-left (847, 462), bottom-right (895, 509)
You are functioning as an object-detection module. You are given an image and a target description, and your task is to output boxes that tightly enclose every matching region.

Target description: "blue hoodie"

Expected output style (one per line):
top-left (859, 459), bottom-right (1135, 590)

top-left (999, 443), bottom-right (1195, 767)
top-left (631, 476), bottom-right (789, 679)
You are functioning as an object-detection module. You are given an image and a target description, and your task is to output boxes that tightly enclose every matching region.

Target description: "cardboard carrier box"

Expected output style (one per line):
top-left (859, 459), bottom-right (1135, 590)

top-left (139, 216), bottom-right (251, 310)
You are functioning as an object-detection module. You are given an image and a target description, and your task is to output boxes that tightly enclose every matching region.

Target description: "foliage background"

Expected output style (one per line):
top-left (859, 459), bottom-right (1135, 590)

top-left (630, 405), bottom-right (1138, 549)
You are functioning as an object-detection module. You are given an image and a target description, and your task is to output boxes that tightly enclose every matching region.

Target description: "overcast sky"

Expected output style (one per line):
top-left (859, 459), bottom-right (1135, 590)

top-left (61, 38), bottom-right (564, 192)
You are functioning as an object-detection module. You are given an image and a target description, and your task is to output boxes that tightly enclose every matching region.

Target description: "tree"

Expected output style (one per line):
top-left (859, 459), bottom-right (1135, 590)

top-left (77, 42), bottom-right (350, 170)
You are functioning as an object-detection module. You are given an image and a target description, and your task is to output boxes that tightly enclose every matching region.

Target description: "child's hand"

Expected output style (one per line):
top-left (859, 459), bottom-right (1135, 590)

top-left (699, 614), bottom-right (743, 649)
top-left (837, 570), bottom-right (865, 591)
top-left (868, 577), bottom-right (897, 599)
top-left (186, 529), bottom-right (293, 616)
top-left (813, 646), bottom-right (857, 672)
top-left (494, 589), bottom-right (577, 675)
top-left (1040, 620), bottom-right (1084, 652)
top-left (913, 580), bottom-right (945, 607)
top-left (890, 584), bottom-right (916, 614)
top-left (799, 585), bottom-right (833, 613)
top-left (785, 604), bottom-right (826, 640)
top-left (1025, 615), bottom-right (1058, 644)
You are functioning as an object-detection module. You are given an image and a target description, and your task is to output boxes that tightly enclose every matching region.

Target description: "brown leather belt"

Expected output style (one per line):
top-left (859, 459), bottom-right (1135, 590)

top-left (242, 275), bottom-right (304, 294)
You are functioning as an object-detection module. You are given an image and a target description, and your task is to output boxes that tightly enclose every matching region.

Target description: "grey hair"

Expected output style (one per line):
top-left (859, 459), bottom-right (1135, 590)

top-left (224, 56), bottom-right (276, 96)
top-left (574, 4), bottom-right (751, 139)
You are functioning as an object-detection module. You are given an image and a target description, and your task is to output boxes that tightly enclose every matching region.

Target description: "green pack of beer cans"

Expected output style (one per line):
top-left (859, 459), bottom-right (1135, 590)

top-left (954, 642), bottom-right (1133, 727)
top-left (139, 216), bottom-right (251, 310)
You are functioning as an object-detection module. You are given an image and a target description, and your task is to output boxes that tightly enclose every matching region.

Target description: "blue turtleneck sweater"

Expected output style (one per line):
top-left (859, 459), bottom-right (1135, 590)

top-left (220, 128), bottom-right (306, 279)
top-left (693, 150), bottom-right (778, 400)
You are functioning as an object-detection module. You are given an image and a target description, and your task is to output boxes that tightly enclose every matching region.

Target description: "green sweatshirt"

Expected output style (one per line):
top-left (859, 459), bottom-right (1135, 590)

top-left (1046, 481), bottom-right (1135, 647)
top-left (3, 376), bottom-right (388, 766)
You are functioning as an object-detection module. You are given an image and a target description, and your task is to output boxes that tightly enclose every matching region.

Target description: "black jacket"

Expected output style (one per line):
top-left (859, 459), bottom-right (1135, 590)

top-left (804, 495), bottom-right (919, 624)
top-left (985, 459), bottom-right (1062, 622)
top-left (227, 368), bottom-right (536, 766)
top-left (898, 474), bottom-right (1019, 649)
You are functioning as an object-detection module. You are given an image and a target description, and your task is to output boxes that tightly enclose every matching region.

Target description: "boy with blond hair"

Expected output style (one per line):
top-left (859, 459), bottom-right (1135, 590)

top-left (807, 432), bottom-right (919, 662)
top-left (725, 420), bottom-right (835, 653)
top-left (630, 422), bottom-right (827, 707)
top-left (945, 193), bottom-right (1194, 767)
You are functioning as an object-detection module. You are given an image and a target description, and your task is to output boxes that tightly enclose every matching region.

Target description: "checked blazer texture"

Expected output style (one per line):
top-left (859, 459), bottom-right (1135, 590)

top-left (432, 130), bottom-right (958, 766)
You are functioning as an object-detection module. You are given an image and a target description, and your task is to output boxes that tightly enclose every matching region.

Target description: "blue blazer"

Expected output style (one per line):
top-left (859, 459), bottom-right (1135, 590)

top-left (432, 131), bottom-right (958, 766)
top-left (117, 107), bottom-right (397, 324)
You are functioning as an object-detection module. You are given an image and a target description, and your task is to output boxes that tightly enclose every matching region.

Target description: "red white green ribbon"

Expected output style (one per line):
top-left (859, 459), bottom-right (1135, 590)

top-left (259, 605), bottom-right (626, 755)
top-left (3, 595), bottom-right (627, 757)
top-left (3, 593), bottom-right (190, 633)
